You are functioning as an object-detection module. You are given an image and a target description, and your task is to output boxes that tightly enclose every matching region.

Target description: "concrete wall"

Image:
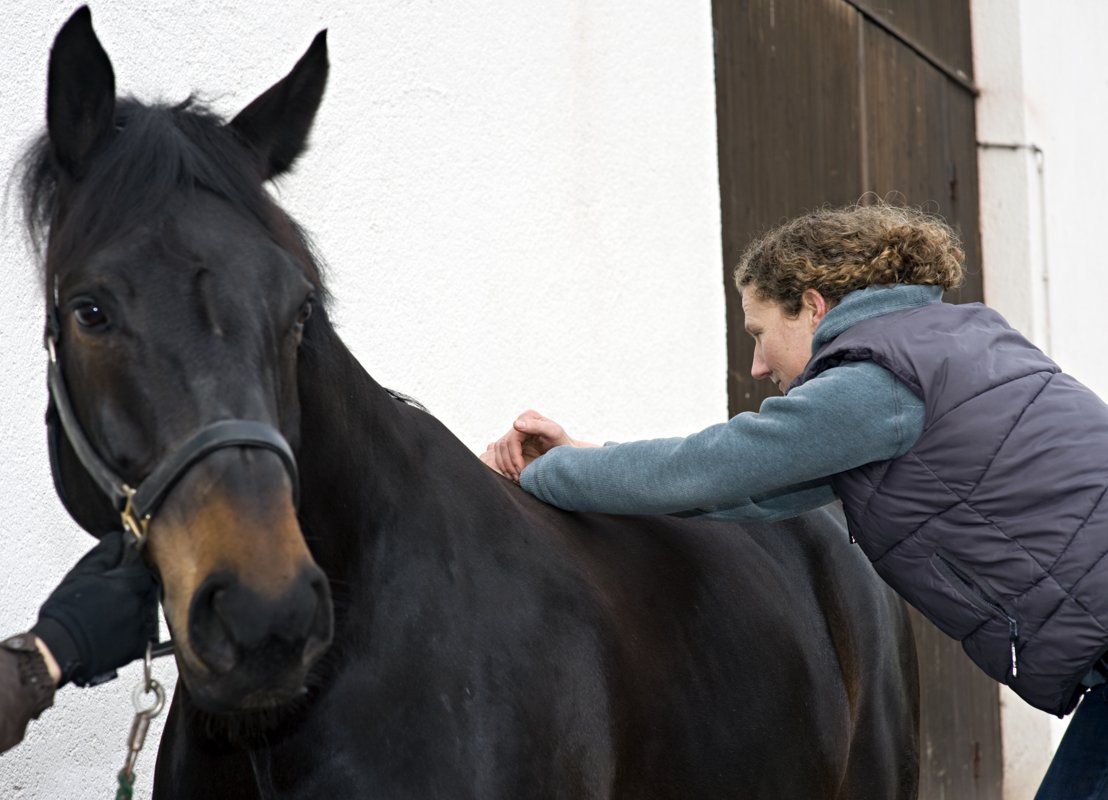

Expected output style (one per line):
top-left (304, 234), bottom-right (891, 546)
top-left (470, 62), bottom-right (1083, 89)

top-left (1018, 1), bottom-right (1108, 400)
top-left (973, 1), bottom-right (1108, 797)
top-left (0, 3), bottom-right (724, 797)
top-left (976, 0), bottom-right (1108, 397)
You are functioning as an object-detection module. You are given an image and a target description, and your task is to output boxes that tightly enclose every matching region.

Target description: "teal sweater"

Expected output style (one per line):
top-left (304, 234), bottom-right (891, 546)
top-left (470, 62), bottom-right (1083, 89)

top-left (519, 284), bottom-right (938, 520)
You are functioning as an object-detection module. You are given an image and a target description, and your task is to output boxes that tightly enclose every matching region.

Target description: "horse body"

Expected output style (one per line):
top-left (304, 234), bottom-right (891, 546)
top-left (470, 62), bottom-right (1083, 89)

top-left (155, 319), bottom-right (918, 799)
top-left (30, 9), bottom-right (919, 799)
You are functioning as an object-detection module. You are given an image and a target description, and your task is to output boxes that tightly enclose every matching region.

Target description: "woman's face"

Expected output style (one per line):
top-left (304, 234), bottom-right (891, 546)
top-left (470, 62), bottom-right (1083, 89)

top-left (740, 286), bottom-right (825, 393)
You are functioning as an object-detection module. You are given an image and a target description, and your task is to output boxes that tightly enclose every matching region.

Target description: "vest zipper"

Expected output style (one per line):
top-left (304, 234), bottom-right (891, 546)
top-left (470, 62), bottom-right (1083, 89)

top-left (933, 549), bottom-right (1021, 678)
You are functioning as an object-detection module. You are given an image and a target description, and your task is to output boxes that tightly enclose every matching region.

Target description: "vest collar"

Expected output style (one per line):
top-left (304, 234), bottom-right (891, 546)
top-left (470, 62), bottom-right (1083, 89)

top-left (814, 285), bottom-right (943, 351)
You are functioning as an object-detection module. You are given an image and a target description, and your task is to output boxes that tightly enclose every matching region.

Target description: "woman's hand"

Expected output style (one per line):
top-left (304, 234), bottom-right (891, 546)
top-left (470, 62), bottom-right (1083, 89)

top-left (480, 409), bottom-right (597, 481)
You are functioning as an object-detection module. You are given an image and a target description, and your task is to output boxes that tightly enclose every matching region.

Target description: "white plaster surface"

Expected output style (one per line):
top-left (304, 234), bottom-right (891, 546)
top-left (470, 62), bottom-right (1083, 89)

top-left (1018, 0), bottom-right (1108, 399)
top-left (0, 3), bottom-right (724, 797)
top-left (976, 0), bottom-right (1108, 400)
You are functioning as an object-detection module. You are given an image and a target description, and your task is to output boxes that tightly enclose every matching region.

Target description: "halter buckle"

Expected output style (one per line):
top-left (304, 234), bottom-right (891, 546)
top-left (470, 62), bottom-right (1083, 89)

top-left (120, 485), bottom-right (150, 546)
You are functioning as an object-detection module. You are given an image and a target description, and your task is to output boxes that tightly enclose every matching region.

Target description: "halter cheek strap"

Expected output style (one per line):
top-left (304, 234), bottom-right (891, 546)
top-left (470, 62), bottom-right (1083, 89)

top-left (46, 396), bottom-right (118, 536)
top-left (44, 310), bottom-right (300, 545)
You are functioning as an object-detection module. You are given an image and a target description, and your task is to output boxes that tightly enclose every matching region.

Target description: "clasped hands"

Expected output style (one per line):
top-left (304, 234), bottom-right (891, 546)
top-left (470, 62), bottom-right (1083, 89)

top-left (480, 409), bottom-right (598, 482)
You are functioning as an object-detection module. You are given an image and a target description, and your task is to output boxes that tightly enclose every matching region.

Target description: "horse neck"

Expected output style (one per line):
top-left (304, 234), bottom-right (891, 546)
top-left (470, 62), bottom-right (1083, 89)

top-left (294, 313), bottom-right (442, 579)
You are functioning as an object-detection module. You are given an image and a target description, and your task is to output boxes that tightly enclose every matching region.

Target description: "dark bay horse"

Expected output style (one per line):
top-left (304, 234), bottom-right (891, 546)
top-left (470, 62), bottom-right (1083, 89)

top-left (26, 8), bottom-right (919, 798)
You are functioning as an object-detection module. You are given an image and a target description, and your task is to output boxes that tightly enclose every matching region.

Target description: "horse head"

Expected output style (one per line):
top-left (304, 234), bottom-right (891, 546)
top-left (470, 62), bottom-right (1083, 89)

top-left (28, 7), bottom-right (334, 714)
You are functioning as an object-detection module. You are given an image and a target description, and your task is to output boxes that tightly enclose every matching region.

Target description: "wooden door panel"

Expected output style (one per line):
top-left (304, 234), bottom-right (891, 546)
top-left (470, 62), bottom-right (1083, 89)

top-left (712, 2), bottom-right (999, 798)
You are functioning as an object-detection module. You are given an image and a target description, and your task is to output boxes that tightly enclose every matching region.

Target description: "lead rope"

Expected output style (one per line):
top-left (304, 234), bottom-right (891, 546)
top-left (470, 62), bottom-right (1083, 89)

top-left (114, 643), bottom-right (166, 800)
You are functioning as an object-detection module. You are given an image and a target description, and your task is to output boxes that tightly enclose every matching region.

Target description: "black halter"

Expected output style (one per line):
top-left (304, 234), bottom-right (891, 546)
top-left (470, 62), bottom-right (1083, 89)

top-left (44, 307), bottom-right (300, 545)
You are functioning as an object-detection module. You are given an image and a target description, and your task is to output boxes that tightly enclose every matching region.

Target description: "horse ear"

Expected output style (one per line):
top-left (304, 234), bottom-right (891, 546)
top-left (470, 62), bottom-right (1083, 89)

top-left (230, 31), bottom-right (329, 180)
top-left (46, 6), bottom-right (116, 179)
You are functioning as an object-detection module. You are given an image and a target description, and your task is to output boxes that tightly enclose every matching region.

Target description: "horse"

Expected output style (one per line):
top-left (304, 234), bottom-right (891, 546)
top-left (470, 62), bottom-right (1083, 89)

top-left (25, 7), bottom-right (920, 798)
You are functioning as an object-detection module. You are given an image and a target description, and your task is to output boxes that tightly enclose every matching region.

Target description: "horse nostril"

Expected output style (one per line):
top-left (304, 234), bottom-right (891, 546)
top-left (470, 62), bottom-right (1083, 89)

top-left (304, 572), bottom-right (334, 665)
top-left (188, 568), bottom-right (333, 677)
top-left (189, 575), bottom-right (238, 675)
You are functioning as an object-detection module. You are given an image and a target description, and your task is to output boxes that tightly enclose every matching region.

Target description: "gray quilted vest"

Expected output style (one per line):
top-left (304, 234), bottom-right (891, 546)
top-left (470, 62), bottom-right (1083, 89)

top-left (793, 301), bottom-right (1108, 715)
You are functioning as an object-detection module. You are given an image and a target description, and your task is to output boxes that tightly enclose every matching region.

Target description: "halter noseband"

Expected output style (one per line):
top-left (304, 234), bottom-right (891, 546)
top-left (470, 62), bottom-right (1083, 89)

top-left (44, 311), bottom-right (300, 545)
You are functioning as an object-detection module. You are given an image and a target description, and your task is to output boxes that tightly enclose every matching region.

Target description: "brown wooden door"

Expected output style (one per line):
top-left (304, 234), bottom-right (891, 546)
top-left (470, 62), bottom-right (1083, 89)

top-left (711, 1), bottom-right (1000, 798)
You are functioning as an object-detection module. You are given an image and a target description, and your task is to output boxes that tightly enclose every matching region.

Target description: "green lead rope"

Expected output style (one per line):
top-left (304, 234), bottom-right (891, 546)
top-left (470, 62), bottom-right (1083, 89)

top-left (115, 769), bottom-right (134, 800)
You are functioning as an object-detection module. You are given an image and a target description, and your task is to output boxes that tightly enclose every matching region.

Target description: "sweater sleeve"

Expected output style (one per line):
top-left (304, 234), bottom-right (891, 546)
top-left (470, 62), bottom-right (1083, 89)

top-left (518, 360), bottom-right (923, 515)
top-left (0, 643), bottom-right (55, 754)
top-left (674, 480), bottom-right (838, 523)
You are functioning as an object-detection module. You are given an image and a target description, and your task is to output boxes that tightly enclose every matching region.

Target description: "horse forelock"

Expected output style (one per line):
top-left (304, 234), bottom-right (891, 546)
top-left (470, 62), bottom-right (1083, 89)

top-left (20, 96), bottom-right (328, 304)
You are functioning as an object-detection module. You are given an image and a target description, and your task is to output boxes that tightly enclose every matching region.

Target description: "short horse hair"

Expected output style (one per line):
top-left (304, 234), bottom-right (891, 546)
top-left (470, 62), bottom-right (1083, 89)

top-left (734, 202), bottom-right (964, 315)
top-left (20, 97), bottom-right (328, 303)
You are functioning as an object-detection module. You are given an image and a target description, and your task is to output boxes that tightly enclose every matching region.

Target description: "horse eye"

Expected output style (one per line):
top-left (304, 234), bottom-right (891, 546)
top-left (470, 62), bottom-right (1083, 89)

top-left (295, 300), bottom-right (313, 327)
top-left (73, 301), bottom-right (108, 329)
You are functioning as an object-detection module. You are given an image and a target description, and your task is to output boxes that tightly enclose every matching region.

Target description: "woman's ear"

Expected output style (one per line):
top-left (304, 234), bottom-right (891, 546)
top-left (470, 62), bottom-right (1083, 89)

top-left (801, 288), bottom-right (832, 330)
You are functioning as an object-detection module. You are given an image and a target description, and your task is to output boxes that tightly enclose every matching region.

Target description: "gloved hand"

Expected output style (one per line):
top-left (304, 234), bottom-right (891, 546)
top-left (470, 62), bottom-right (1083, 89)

top-left (32, 530), bottom-right (159, 687)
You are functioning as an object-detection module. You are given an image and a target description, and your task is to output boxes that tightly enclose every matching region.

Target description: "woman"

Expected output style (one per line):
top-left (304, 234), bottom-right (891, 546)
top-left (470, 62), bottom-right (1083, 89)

top-left (0, 530), bottom-right (158, 753)
top-left (481, 203), bottom-right (1108, 800)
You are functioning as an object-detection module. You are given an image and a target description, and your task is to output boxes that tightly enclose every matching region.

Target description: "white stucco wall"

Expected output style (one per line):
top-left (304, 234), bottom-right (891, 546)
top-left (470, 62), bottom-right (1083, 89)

top-left (1018, 1), bottom-right (1108, 400)
top-left (976, 0), bottom-right (1108, 398)
top-left (973, 1), bottom-right (1108, 798)
top-left (0, 3), bottom-right (724, 797)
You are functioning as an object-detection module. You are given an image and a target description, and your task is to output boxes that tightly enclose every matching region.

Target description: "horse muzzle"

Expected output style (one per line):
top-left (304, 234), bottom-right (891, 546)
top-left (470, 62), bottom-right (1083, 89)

top-left (147, 449), bottom-right (334, 714)
top-left (184, 564), bottom-right (333, 712)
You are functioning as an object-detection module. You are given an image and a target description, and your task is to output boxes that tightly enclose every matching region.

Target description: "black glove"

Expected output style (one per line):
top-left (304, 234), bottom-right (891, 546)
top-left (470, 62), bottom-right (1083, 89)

top-left (32, 531), bottom-right (159, 687)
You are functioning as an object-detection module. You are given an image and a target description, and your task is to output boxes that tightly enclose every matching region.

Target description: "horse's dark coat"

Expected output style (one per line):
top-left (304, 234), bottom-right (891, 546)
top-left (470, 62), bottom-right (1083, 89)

top-left (29, 8), bottom-right (920, 798)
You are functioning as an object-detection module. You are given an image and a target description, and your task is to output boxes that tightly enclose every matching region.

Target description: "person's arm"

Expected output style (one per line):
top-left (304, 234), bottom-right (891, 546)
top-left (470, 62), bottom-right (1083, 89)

top-left (34, 638), bottom-right (62, 682)
top-left (673, 480), bottom-right (838, 523)
top-left (0, 635), bottom-right (57, 753)
top-left (0, 530), bottom-right (159, 754)
top-left (519, 360), bottom-right (923, 515)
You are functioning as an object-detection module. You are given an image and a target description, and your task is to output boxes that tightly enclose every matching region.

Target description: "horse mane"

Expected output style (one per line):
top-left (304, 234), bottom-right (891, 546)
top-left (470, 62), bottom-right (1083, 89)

top-left (20, 96), bottom-right (328, 302)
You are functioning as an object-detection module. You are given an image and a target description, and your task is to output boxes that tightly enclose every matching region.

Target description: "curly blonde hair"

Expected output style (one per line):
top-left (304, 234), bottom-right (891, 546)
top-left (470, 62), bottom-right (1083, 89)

top-left (734, 203), bottom-right (965, 315)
